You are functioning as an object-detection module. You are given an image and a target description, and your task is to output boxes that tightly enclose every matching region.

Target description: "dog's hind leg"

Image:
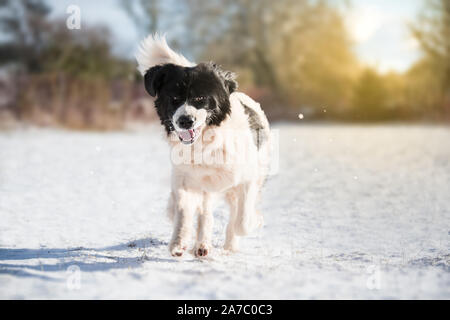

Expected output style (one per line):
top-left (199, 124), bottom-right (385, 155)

top-left (169, 189), bottom-right (201, 257)
top-left (233, 181), bottom-right (264, 237)
top-left (224, 189), bottom-right (240, 251)
top-left (194, 192), bottom-right (214, 257)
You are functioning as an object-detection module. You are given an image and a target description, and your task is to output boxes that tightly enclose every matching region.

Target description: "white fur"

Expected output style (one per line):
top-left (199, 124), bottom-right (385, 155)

top-left (137, 35), bottom-right (270, 257)
top-left (136, 34), bottom-right (195, 75)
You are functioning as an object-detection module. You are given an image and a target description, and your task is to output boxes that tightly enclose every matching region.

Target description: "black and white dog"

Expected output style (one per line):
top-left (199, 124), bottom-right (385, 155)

top-left (136, 35), bottom-right (271, 257)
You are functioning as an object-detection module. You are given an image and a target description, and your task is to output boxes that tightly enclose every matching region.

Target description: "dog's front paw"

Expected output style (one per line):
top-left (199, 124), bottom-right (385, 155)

top-left (169, 242), bottom-right (187, 257)
top-left (194, 243), bottom-right (210, 258)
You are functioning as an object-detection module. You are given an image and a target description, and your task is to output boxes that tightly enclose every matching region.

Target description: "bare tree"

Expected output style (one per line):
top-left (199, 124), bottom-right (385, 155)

top-left (184, 0), bottom-right (357, 109)
top-left (0, 0), bottom-right (51, 72)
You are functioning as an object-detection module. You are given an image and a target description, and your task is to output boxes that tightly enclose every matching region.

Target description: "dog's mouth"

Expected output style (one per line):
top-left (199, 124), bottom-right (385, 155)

top-left (177, 127), bottom-right (201, 145)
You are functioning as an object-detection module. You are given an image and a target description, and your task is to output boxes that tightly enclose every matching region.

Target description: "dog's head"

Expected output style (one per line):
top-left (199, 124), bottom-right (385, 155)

top-left (144, 62), bottom-right (237, 145)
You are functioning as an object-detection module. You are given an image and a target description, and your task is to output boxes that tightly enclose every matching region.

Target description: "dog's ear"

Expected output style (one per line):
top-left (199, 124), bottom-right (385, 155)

top-left (222, 70), bottom-right (238, 94)
top-left (210, 63), bottom-right (238, 94)
top-left (144, 65), bottom-right (165, 97)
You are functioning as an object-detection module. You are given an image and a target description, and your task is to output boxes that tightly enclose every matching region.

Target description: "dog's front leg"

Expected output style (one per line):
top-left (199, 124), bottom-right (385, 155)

top-left (195, 192), bottom-right (214, 257)
top-left (169, 189), bottom-right (199, 257)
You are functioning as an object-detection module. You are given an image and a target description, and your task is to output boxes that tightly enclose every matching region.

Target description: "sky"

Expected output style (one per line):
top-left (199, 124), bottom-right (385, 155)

top-left (342, 0), bottom-right (424, 73)
top-left (47, 0), bottom-right (425, 74)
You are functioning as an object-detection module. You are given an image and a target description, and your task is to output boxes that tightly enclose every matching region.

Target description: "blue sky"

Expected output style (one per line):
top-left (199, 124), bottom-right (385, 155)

top-left (48, 0), bottom-right (425, 73)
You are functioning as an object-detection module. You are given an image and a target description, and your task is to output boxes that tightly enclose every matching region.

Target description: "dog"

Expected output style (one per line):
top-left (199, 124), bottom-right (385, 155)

top-left (136, 35), bottom-right (271, 257)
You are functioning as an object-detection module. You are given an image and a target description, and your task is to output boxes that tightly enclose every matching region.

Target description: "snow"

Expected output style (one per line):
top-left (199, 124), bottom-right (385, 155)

top-left (0, 124), bottom-right (449, 299)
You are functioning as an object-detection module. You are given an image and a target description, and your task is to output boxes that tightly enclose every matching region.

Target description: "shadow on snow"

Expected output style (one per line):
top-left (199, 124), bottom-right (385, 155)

top-left (0, 237), bottom-right (176, 280)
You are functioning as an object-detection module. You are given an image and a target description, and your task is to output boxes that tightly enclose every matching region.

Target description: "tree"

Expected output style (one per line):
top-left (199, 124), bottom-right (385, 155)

top-left (411, 0), bottom-right (450, 118)
top-left (351, 69), bottom-right (389, 121)
top-left (0, 0), bottom-right (131, 78)
top-left (183, 0), bottom-right (358, 113)
top-left (0, 0), bottom-right (135, 127)
top-left (119, 0), bottom-right (160, 37)
top-left (0, 0), bottom-right (51, 72)
top-left (39, 22), bottom-right (132, 79)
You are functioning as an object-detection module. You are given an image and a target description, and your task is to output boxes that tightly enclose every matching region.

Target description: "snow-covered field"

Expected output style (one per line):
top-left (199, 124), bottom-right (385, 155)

top-left (0, 124), bottom-right (449, 299)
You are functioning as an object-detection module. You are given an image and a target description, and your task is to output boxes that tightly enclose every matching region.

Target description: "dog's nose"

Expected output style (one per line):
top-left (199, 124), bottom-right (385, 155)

top-left (177, 115), bottom-right (194, 129)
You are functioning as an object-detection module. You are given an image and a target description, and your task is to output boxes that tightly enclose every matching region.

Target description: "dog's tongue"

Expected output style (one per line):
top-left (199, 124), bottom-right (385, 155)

top-left (179, 129), bottom-right (194, 141)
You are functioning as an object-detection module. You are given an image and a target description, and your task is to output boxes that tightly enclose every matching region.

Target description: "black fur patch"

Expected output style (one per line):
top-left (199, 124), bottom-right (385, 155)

top-left (242, 102), bottom-right (267, 149)
top-left (143, 62), bottom-right (236, 134)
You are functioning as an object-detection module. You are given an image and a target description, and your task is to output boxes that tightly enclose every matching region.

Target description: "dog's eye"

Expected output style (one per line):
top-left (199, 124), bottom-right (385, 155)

top-left (193, 96), bottom-right (205, 102)
top-left (171, 96), bottom-right (181, 103)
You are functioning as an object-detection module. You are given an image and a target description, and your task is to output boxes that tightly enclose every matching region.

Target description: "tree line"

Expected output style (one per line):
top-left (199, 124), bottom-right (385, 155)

top-left (0, 0), bottom-right (449, 129)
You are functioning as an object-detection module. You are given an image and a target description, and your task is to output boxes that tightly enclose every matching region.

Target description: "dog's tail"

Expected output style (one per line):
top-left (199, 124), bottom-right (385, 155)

top-left (136, 33), bottom-right (195, 75)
